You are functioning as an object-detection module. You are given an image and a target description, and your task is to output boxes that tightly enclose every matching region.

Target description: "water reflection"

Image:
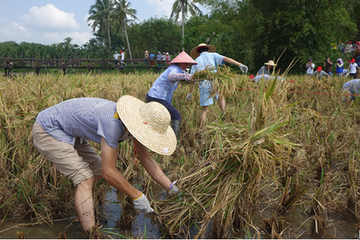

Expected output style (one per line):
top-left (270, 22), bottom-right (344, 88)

top-left (0, 187), bottom-right (359, 239)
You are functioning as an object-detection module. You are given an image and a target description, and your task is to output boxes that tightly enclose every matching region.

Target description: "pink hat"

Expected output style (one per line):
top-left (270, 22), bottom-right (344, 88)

top-left (170, 51), bottom-right (197, 65)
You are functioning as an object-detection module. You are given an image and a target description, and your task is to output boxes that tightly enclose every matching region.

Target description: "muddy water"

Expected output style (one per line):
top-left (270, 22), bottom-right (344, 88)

top-left (0, 188), bottom-right (359, 239)
top-left (0, 187), bottom-right (166, 239)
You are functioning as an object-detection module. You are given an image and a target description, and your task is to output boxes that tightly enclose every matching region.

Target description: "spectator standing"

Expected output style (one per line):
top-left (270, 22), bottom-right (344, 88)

top-left (306, 59), bottom-right (315, 76)
top-left (162, 52), bottom-right (166, 67)
top-left (113, 51), bottom-right (120, 66)
top-left (354, 47), bottom-right (360, 78)
top-left (338, 41), bottom-right (345, 54)
top-left (348, 59), bottom-right (360, 79)
top-left (144, 50), bottom-right (149, 65)
top-left (120, 50), bottom-right (125, 67)
top-left (345, 41), bottom-right (353, 55)
top-left (336, 58), bottom-right (344, 77)
top-left (166, 52), bottom-right (171, 66)
top-left (324, 57), bottom-right (333, 77)
top-left (150, 52), bottom-right (155, 67)
top-left (156, 52), bottom-right (162, 67)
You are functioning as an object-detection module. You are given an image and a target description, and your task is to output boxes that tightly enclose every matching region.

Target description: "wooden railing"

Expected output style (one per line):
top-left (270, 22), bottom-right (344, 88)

top-left (0, 57), bottom-right (170, 76)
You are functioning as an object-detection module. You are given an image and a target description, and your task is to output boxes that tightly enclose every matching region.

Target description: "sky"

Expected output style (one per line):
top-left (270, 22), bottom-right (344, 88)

top-left (0, 0), bottom-right (203, 46)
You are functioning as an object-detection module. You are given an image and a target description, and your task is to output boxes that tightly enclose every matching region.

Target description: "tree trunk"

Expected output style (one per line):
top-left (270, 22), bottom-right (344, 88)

top-left (124, 18), bottom-right (133, 66)
top-left (181, 1), bottom-right (185, 51)
top-left (107, 19), bottom-right (112, 49)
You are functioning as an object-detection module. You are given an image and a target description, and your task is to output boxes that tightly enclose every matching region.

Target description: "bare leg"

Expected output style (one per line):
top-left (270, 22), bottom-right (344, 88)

top-left (74, 175), bottom-right (101, 223)
top-left (200, 106), bottom-right (209, 127)
top-left (218, 96), bottom-right (226, 114)
top-left (75, 176), bottom-right (99, 232)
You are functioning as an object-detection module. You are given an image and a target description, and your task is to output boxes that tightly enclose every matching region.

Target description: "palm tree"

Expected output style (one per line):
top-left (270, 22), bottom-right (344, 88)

top-left (112, 0), bottom-right (138, 61)
top-left (87, 0), bottom-right (114, 49)
top-left (170, 0), bottom-right (202, 50)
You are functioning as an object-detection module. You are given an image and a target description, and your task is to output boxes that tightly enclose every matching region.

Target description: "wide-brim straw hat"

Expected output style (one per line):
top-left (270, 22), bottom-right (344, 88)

top-left (264, 60), bottom-right (277, 66)
top-left (190, 43), bottom-right (216, 59)
top-left (117, 95), bottom-right (176, 155)
top-left (170, 51), bottom-right (197, 65)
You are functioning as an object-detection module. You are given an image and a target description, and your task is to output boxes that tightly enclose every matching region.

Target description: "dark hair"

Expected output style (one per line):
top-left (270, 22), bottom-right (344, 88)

top-left (197, 47), bottom-right (209, 53)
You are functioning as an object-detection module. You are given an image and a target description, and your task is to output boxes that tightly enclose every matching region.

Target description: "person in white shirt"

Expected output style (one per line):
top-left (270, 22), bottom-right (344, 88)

top-left (348, 58), bottom-right (360, 79)
top-left (162, 52), bottom-right (166, 67)
top-left (306, 59), bottom-right (315, 76)
top-left (120, 50), bottom-right (125, 67)
top-left (113, 51), bottom-right (120, 65)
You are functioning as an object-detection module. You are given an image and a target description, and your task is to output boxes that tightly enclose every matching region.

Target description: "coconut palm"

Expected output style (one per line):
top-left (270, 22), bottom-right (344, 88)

top-left (170, 0), bottom-right (202, 50)
top-left (87, 0), bottom-right (114, 49)
top-left (112, 0), bottom-right (138, 61)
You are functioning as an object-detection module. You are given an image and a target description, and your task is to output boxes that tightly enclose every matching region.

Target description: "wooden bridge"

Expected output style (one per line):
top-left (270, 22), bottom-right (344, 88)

top-left (0, 57), bottom-right (169, 76)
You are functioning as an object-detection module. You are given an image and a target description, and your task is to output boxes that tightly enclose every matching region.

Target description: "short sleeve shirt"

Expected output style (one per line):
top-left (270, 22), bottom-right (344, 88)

top-left (342, 79), bottom-right (360, 100)
top-left (190, 52), bottom-right (225, 91)
top-left (36, 98), bottom-right (125, 149)
top-left (349, 63), bottom-right (359, 74)
top-left (306, 63), bottom-right (315, 74)
top-left (257, 66), bottom-right (270, 75)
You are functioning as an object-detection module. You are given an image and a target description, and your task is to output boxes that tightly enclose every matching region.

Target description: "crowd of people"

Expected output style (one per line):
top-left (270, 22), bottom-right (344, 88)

top-left (113, 50), bottom-right (125, 67)
top-left (144, 50), bottom-right (171, 67)
top-left (306, 41), bottom-right (360, 79)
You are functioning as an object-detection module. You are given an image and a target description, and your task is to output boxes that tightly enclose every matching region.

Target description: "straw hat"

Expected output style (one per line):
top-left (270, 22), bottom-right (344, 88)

top-left (264, 60), bottom-right (277, 66)
top-left (190, 43), bottom-right (216, 59)
top-left (117, 95), bottom-right (176, 155)
top-left (170, 51), bottom-right (197, 65)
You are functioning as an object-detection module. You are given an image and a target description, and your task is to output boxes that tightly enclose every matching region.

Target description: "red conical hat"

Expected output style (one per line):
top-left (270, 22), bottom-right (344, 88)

top-left (170, 51), bottom-right (197, 65)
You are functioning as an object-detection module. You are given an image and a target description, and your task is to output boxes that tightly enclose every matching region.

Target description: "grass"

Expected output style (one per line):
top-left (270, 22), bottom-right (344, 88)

top-left (0, 70), bottom-right (359, 238)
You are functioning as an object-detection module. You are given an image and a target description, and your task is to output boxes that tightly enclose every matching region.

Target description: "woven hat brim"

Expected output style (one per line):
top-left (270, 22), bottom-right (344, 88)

top-left (264, 61), bottom-right (277, 66)
top-left (117, 95), bottom-right (177, 155)
top-left (170, 61), bottom-right (198, 65)
top-left (190, 44), bottom-right (216, 59)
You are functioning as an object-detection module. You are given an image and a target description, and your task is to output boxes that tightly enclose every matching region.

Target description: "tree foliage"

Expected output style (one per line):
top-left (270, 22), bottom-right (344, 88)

top-left (201, 0), bottom-right (357, 73)
top-left (1, 0), bottom-right (359, 74)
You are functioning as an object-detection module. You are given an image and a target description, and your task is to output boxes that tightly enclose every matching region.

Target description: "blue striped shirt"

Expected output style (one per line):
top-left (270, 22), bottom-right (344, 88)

top-left (342, 79), bottom-right (360, 100)
top-left (36, 97), bottom-right (125, 149)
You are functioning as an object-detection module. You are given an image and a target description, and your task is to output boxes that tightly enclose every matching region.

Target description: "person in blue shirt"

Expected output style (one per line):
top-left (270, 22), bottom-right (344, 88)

top-left (187, 43), bottom-right (248, 126)
top-left (147, 51), bottom-right (197, 140)
top-left (156, 52), bottom-right (162, 67)
top-left (32, 96), bottom-right (179, 235)
top-left (342, 79), bottom-right (360, 107)
top-left (256, 60), bottom-right (276, 76)
top-left (336, 58), bottom-right (344, 77)
top-left (150, 52), bottom-right (155, 66)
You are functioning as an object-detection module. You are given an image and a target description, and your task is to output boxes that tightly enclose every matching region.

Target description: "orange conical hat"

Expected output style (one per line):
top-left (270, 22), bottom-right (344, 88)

top-left (170, 51), bottom-right (197, 65)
